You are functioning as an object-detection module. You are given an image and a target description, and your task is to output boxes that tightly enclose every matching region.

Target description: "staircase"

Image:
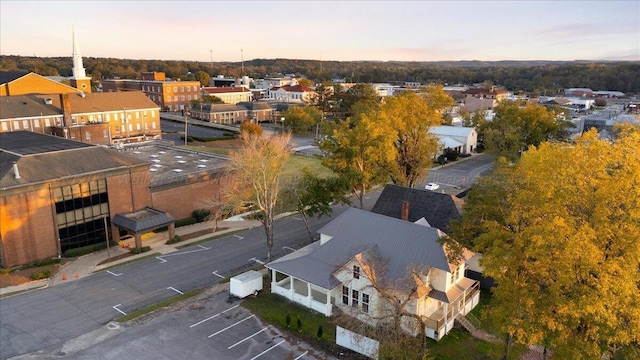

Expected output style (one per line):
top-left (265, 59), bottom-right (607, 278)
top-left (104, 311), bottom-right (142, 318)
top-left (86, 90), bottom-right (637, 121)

top-left (455, 313), bottom-right (478, 333)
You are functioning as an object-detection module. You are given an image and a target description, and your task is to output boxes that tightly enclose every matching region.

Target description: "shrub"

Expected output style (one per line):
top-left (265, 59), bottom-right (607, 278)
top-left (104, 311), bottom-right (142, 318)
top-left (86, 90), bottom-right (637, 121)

top-left (175, 217), bottom-right (198, 228)
top-left (192, 209), bottom-right (211, 223)
top-left (63, 243), bottom-right (108, 258)
top-left (0, 267), bottom-right (12, 275)
top-left (297, 316), bottom-right (302, 333)
top-left (166, 235), bottom-right (182, 244)
top-left (129, 246), bottom-right (151, 254)
top-left (286, 314), bottom-right (291, 328)
top-left (317, 325), bottom-right (323, 340)
top-left (21, 258), bottom-right (61, 269)
top-left (30, 270), bottom-right (51, 280)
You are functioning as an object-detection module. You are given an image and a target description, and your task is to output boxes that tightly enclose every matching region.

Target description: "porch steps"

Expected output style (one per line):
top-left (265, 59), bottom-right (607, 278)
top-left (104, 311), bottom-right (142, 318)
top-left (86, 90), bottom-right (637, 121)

top-left (455, 314), bottom-right (478, 333)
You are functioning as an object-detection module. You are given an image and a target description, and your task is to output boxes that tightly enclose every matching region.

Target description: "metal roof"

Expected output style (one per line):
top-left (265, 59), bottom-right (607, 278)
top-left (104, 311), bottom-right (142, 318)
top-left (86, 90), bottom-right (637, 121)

top-left (112, 207), bottom-right (175, 234)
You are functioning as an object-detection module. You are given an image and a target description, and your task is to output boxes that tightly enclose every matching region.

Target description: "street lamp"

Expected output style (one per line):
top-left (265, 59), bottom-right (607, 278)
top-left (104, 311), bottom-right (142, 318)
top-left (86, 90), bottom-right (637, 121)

top-left (280, 117), bottom-right (285, 132)
top-left (184, 107), bottom-right (189, 146)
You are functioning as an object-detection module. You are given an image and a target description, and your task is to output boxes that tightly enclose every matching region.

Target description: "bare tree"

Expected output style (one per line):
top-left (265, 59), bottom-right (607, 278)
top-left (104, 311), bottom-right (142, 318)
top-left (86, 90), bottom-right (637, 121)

top-left (226, 131), bottom-right (292, 262)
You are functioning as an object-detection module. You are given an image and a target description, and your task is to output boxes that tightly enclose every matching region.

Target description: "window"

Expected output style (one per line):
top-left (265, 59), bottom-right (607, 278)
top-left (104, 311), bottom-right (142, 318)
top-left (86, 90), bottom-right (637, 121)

top-left (362, 293), bottom-right (369, 313)
top-left (174, 87), bottom-right (177, 92)
top-left (34, 119), bottom-right (40, 128)
top-left (1, 122), bottom-right (7, 131)
top-left (352, 290), bottom-right (359, 307)
top-left (353, 265), bottom-right (360, 279)
top-left (342, 286), bottom-right (349, 305)
top-left (180, 86), bottom-right (184, 92)
top-left (174, 96), bottom-right (178, 101)
top-left (166, 87), bottom-right (171, 93)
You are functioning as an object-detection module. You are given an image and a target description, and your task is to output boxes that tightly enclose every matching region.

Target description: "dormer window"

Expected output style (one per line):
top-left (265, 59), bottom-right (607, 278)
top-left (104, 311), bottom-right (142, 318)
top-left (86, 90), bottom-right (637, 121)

top-left (353, 265), bottom-right (360, 279)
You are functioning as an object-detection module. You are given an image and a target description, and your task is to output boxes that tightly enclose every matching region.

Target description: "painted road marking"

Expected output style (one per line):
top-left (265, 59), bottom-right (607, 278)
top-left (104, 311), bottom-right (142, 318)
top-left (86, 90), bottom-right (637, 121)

top-left (293, 217), bottom-right (303, 221)
top-left (156, 245), bottom-right (212, 263)
top-left (112, 304), bottom-right (126, 316)
top-left (106, 270), bottom-right (122, 277)
top-left (282, 246), bottom-right (296, 252)
top-left (212, 271), bottom-right (225, 279)
top-left (249, 257), bottom-right (265, 265)
top-left (294, 351), bottom-right (308, 360)
top-left (250, 339), bottom-right (286, 360)
top-left (228, 326), bottom-right (270, 349)
top-left (190, 305), bottom-right (239, 328)
top-left (233, 235), bottom-right (244, 240)
top-left (208, 314), bottom-right (256, 338)
top-left (167, 287), bottom-right (183, 295)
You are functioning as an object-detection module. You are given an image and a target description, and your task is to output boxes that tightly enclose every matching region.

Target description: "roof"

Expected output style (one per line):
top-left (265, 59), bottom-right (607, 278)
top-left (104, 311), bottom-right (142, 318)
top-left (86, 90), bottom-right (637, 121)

top-left (439, 136), bottom-right (464, 149)
top-left (0, 131), bottom-right (148, 189)
top-left (430, 126), bottom-right (475, 138)
top-left (112, 207), bottom-right (175, 233)
top-left (0, 94), bottom-right (64, 120)
top-left (270, 84), bottom-right (314, 92)
top-left (463, 88), bottom-right (506, 96)
top-left (204, 87), bottom-right (251, 94)
top-left (238, 102), bottom-right (273, 111)
top-left (266, 208), bottom-right (451, 290)
top-left (0, 70), bottom-right (30, 85)
top-left (371, 184), bottom-right (463, 232)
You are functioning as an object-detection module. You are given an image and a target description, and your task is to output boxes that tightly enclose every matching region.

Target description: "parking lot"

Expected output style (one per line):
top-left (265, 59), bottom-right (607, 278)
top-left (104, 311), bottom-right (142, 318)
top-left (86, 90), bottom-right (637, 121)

top-left (64, 288), bottom-right (334, 360)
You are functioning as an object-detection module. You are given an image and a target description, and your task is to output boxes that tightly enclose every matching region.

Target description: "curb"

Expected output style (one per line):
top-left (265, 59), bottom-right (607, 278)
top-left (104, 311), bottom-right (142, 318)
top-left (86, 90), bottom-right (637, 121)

top-left (0, 279), bottom-right (49, 297)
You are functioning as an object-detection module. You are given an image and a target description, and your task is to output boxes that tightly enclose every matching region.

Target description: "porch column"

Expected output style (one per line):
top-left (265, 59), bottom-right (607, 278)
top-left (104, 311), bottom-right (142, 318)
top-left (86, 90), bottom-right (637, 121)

top-left (168, 223), bottom-right (176, 240)
top-left (134, 234), bottom-right (142, 249)
top-left (288, 277), bottom-right (293, 299)
top-left (307, 283), bottom-right (312, 307)
top-left (325, 289), bottom-right (332, 316)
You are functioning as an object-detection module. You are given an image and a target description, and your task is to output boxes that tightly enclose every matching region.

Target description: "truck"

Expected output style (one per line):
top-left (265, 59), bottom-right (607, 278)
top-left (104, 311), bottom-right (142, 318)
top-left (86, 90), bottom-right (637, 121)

top-left (229, 270), bottom-right (263, 298)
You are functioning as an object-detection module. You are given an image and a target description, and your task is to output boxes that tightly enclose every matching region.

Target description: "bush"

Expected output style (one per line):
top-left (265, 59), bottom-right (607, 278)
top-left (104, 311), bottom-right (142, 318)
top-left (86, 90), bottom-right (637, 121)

top-left (63, 243), bottom-right (109, 258)
top-left (286, 314), bottom-right (291, 328)
top-left (297, 316), bottom-right (302, 333)
top-left (0, 267), bottom-right (12, 275)
top-left (317, 325), bottom-right (323, 340)
top-left (21, 258), bottom-right (61, 269)
top-left (130, 246), bottom-right (151, 254)
top-left (176, 217), bottom-right (198, 227)
top-left (166, 235), bottom-right (182, 244)
top-left (184, 134), bottom-right (237, 142)
top-left (30, 270), bottom-right (51, 280)
top-left (192, 209), bottom-right (211, 223)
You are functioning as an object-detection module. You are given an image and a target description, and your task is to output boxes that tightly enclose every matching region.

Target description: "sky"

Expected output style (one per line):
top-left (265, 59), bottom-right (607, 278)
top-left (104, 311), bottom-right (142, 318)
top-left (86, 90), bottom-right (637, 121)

top-left (1, 1), bottom-right (639, 62)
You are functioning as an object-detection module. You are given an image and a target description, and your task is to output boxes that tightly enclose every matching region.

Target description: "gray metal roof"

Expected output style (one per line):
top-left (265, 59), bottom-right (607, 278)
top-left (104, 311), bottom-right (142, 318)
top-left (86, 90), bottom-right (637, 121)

top-left (112, 207), bottom-right (175, 233)
top-left (267, 207), bottom-right (450, 290)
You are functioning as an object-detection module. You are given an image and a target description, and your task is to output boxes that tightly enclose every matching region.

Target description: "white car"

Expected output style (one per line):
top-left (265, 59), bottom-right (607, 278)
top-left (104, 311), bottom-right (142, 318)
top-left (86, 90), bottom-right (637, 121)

top-left (424, 183), bottom-right (440, 191)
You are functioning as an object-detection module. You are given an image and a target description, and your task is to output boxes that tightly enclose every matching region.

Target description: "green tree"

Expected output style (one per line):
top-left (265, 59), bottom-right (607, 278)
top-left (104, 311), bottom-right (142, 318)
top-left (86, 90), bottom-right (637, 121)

top-left (455, 128), bottom-right (640, 358)
top-left (336, 83), bottom-right (380, 119)
top-left (319, 112), bottom-right (395, 209)
top-left (381, 89), bottom-right (451, 188)
top-left (195, 71), bottom-right (210, 88)
top-left (281, 106), bottom-right (321, 134)
top-left (226, 132), bottom-right (292, 262)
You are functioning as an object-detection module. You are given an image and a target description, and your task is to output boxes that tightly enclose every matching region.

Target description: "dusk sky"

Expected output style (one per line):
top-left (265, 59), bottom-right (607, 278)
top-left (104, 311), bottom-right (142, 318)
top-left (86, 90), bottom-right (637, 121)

top-left (1, 1), bottom-right (639, 62)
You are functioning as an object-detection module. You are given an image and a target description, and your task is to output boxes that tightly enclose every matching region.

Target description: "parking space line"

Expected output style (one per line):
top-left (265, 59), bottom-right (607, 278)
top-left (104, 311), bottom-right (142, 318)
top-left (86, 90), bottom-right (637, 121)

top-left (249, 257), bottom-right (265, 265)
top-left (282, 246), bottom-right (296, 252)
top-left (228, 326), bottom-right (270, 349)
top-left (190, 305), bottom-right (239, 328)
top-left (294, 351), bottom-right (308, 360)
top-left (250, 339), bottom-right (285, 360)
top-left (212, 271), bottom-right (225, 279)
top-left (208, 315), bottom-right (256, 338)
top-left (106, 270), bottom-right (122, 277)
top-left (156, 246), bottom-right (212, 263)
top-left (167, 286), bottom-right (183, 294)
top-left (112, 304), bottom-right (126, 316)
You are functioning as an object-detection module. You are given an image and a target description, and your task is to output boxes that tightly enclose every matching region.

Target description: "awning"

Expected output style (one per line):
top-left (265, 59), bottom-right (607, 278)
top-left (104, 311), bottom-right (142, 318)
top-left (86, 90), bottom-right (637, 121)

top-left (112, 207), bottom-right (175, 234)
top-left (439, 136), bottom-right (464, 149)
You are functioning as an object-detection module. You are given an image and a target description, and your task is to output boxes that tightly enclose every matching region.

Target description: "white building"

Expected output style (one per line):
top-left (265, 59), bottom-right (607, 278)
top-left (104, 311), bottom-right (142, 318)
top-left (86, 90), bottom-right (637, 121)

top-left (266, 208), bottom-right (480, 341)
top-left (430, 126), bottom-right (478, 154)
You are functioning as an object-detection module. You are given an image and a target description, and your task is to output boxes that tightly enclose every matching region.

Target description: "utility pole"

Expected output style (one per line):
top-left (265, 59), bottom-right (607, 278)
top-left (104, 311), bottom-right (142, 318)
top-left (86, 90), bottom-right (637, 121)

top-left (241, 48), bottom-right (244, 76)
top-left (103, 215), bottom-right (110, 260)
top-left (210, 50), bottom-right (213, 69)
top-left (184, 108), bottom-right (189, 146)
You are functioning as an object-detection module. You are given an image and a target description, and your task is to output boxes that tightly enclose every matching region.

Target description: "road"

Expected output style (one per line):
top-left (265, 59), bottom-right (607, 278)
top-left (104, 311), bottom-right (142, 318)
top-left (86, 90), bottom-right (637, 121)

top-left (161, 119), bottom-right (228, 144)
top-left (422, 153), bottom-right (494, 194)
top-left (0, 155), bottom-right (490, 359)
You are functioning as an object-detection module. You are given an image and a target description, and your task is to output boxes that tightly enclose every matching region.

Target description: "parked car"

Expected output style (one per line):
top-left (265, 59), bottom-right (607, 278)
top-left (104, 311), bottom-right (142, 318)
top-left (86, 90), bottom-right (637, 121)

top-left (425, 183), bottom-right (440, 191)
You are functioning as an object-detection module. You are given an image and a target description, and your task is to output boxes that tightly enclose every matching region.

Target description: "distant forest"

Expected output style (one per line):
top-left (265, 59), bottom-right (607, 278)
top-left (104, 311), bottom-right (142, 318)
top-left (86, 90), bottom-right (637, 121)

top-left (1, 55), bottom-right (639, 95)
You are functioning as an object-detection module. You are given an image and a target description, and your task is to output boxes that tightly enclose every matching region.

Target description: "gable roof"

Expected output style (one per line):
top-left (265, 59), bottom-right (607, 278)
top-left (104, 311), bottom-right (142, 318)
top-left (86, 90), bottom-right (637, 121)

top-left (266, 207), bottom-right (451, 290)
top-left (371, 184), bottom-right (463, 232)
top-left (0, 72), bottom-right (82, 96)
top-left (0, 94), bottom-right (63, 120)
top-left (430, 125), bottom-right (475, 138)
top-left (0, 70), bottom-right (30, 85)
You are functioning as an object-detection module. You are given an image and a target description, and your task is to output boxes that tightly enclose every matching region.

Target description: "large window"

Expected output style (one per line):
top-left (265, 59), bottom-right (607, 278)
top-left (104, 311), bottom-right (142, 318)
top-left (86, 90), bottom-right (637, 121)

top-left (362, 293), bottom-right (370, 313)
top-left (352, 290), bottom-right (359, 307)
top-left (54, 180), bottom-right (110, 253)
top-left (342, 286), bottom-right (349, 305)
top-left (353, 265), bottom-right (360, 279)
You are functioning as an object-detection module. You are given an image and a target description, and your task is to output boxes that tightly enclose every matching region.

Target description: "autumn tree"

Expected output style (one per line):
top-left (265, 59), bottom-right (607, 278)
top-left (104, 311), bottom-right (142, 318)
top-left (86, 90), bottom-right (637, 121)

top-left (381, 88), bottom-right (451, 188)
top-left (226, 131), bottom-right (292, 262)
top-left (452, 128), bottom-right (640, 358)
top-left (335, 83), bottom-right (380, 119)
top-left (479, 100), bottom-right (573, 161)
top-left (319, 112), bottom-right (395, 209)
top-left (194, 71), bottom-right (210, 88)
top-left (239, 122), bottom-right (263, 137)
top-left (280, 106), bottom-right (321, 134)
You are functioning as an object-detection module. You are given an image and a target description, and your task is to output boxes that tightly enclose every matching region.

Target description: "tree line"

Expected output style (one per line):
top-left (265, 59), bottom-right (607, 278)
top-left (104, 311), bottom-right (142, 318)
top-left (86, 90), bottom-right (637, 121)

top-left (1, 55), bottom-right (638, 95)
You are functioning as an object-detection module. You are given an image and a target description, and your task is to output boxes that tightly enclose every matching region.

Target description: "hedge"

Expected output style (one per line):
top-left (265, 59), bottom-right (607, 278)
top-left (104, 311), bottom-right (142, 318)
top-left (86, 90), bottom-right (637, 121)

top-left (63, 242), bottom-right (111, 258)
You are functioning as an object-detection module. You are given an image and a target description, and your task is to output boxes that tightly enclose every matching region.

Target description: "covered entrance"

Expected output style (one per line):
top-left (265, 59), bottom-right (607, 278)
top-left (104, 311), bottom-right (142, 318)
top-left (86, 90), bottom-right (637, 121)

top-left (112, 207), bottom-right (175, 249)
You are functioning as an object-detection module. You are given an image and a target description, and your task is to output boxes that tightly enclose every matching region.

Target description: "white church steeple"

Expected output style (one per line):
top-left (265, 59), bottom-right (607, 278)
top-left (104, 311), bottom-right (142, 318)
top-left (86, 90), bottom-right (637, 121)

top-left (70, 25), bottom-right (92, 92)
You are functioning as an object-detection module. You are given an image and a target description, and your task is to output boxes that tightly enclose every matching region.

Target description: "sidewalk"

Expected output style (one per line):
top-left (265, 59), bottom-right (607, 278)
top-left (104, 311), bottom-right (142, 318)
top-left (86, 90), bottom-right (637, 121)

top-left (0, 216), bottom-right (263, 296)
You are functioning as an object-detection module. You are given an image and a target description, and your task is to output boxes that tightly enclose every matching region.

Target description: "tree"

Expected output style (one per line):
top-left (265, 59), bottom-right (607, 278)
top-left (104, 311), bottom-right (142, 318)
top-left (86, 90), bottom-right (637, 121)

top-left (335, 83), bottom-right (380, 119)
top-left (381, 89), bottom-right (451, 188)
top-left (226, 132), bottom-right (292, 262)
top-left (282, 168), bottom-right (350, 242)
top-left (453, 128), bottom-right (640, 358)
top-left (239, 122), bottom-right (263, 137)
top-left (319, 113), bottom-right (395, 209)
top-left (280, 106), bottom-right (321, 134)
top-left (479, 100), bottom-right (573, 161)
top-left (195, 71), bottom-right (210, 88)
top-left (297, 78), bottom-right (313, 87)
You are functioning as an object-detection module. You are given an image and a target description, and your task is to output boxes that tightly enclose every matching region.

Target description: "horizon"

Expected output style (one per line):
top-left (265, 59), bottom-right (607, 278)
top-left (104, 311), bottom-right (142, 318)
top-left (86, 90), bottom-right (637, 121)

top-left (1, 1), bottom-right (639, 63)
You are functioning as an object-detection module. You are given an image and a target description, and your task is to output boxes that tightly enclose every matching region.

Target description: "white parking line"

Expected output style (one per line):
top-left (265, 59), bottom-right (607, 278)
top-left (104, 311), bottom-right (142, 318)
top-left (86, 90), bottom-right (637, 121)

top-left (167, 287), bottom-right (183, 295)
top-left (282, 246), bottom-right (296, 252)
top-left (228, 326), bottom-right (270, 349)
top-left (212, 271), bottom-right (225, 279)
top-left (208, 314), bottom-right (255, 338)
top-left (190, 305), bottom-right (239, 328)
top-left (156, 246), bottom-right (212, 263)
top-left (294, 351), bottom-right (308, 360)
top-left (106, 270), bottom-right (122, 277)
top-left (112, 304), bottom-right (126, 316)
top-left (233, 235), bottom-right (244, 240)
top-left (250, 339), bottom-right (286, 360)
top-left (249, 257), bottom-right (265, 265)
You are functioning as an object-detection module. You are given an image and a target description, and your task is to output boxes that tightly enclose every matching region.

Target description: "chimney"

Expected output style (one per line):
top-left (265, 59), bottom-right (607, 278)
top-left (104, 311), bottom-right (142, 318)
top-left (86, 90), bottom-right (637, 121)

top-left (60, 93), bottom-right (72, 127)
top-left (13, 162), bottom-right (21, 179)
top-left (401, 201), bottom-right (409, 221)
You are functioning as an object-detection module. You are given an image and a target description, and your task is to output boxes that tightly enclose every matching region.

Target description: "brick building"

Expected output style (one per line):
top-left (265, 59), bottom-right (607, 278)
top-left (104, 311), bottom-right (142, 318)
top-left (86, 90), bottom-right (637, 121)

top-left (190, 101), bottom-right (275, 124)
top-left (102, 72), bottom-right (201, 112)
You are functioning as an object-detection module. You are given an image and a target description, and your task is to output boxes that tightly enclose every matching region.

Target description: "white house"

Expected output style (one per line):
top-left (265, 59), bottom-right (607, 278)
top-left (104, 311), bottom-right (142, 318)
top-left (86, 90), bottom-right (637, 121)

top-left (202, 87), bottom-right (253, 104)
top-left (268, 84), bottom-right (315, 103)
top-left (266, 208), bottom-right (480, 341)
top-left (430, 125), bottom-right (477, 154)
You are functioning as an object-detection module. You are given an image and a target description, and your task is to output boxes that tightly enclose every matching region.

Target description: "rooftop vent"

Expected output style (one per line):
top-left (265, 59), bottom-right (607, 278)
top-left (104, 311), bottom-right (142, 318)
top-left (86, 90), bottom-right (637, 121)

top-left (44, 98), bottom-right (53, 105)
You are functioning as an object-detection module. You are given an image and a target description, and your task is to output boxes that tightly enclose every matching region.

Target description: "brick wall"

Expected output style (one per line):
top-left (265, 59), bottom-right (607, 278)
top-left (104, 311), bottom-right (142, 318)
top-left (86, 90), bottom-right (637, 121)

top-left (152, 175), bottom-right (233, 219)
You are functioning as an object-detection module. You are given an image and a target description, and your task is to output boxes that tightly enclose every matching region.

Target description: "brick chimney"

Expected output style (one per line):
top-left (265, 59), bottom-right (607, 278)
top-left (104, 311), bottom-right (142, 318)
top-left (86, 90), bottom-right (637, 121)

top-left (60, 93), bottom-right (72, 127)
top-left (401, 201), bottom-right (410, 221)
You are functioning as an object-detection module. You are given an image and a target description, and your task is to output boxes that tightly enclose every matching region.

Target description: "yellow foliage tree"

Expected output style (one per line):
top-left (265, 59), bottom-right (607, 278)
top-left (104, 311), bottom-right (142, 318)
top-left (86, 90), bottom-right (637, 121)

top-left (469, 128), bottom-right (640, 357)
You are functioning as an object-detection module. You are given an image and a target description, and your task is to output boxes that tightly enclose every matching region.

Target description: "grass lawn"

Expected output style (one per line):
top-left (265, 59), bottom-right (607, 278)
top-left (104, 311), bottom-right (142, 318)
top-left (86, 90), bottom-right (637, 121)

top-left (427, 328), bottom-right (505, 360)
